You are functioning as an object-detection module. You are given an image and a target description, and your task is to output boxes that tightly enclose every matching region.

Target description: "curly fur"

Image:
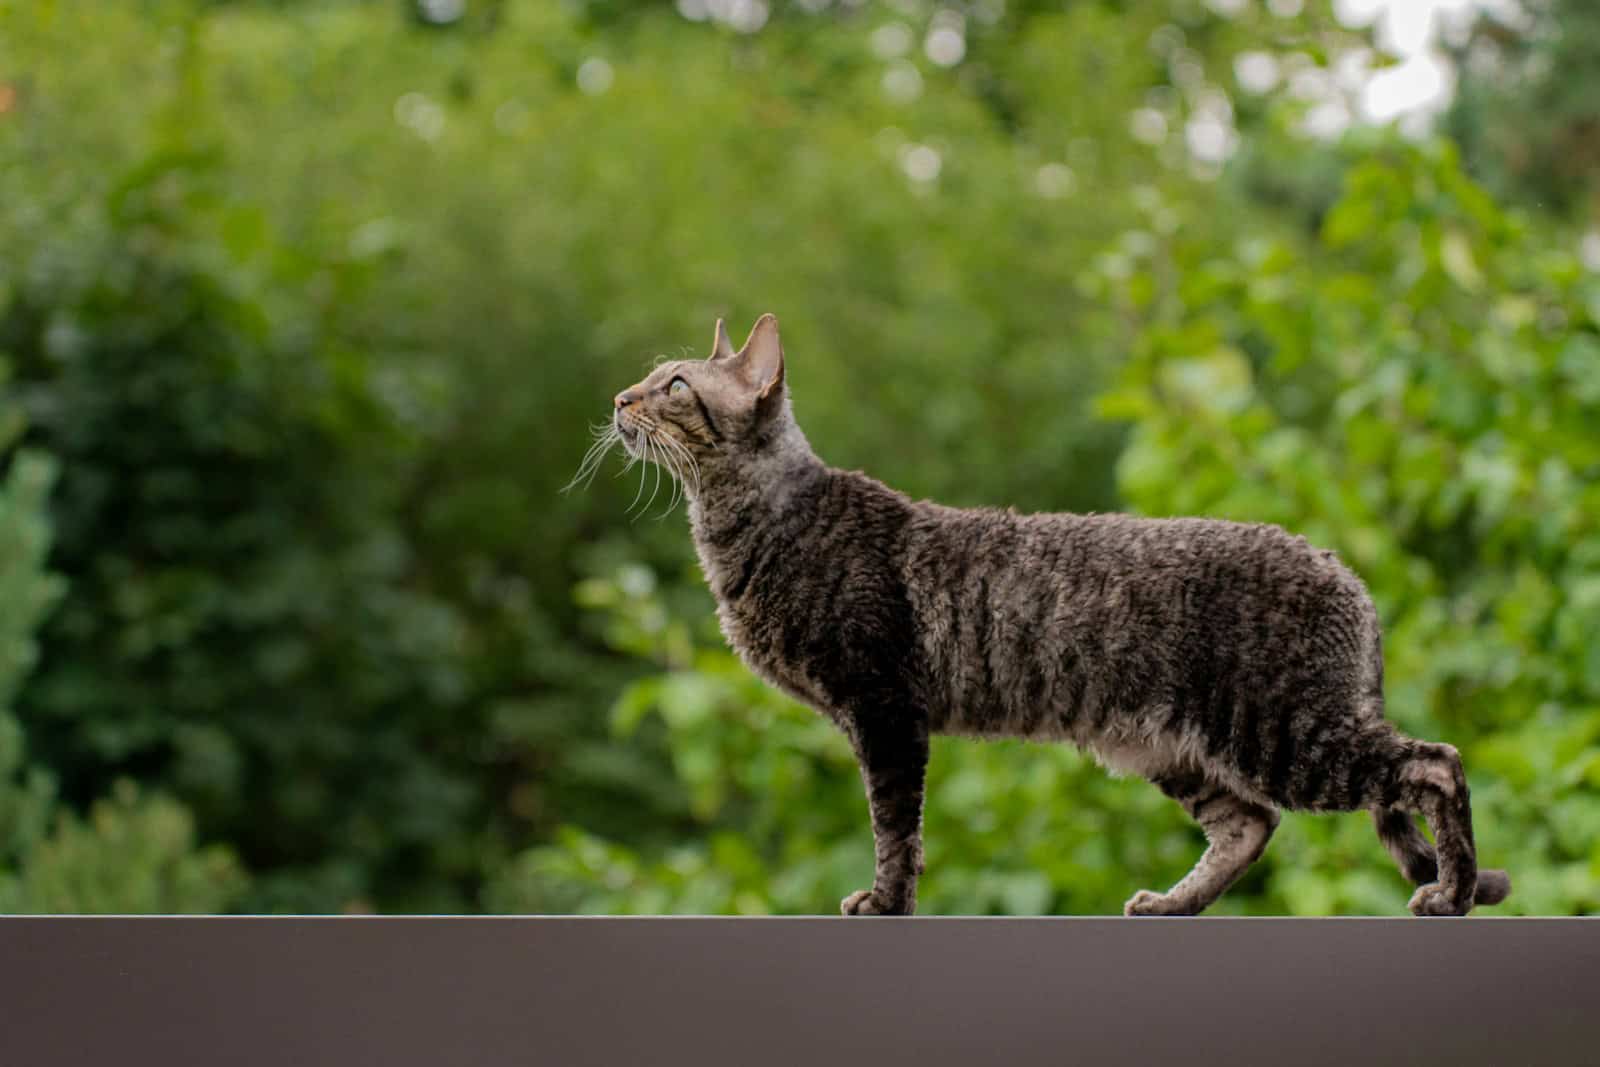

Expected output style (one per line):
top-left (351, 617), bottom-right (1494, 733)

top-left (602, 315), bottom-right (1510, 917)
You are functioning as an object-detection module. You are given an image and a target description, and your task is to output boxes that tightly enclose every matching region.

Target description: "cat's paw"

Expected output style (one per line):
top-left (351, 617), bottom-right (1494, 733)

top-left (1123, 889), bottom-right (1191, 916)
top-left (840, 889), bottom-right (912, 916)
top-left (1408, 882), bottom-right (1471, 917)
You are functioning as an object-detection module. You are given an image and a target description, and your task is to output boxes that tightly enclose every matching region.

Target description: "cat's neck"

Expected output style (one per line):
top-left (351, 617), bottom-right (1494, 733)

top-left (688, 419), bottom-right (827, 539)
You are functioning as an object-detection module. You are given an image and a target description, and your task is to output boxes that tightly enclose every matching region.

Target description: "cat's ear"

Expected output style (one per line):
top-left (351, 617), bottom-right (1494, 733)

top-left (709, 318), bottom-right (737, 362)
top-left (737, 313), bottom-right (784, 401)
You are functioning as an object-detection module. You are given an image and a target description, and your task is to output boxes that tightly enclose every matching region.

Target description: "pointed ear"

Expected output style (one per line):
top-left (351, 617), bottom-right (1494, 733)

top-left (709, 318), bottom-right (736, 362)
top-left (736, 313), bottom-right (784, 400)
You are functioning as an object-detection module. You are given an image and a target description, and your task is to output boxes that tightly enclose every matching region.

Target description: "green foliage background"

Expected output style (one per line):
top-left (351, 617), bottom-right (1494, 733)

top-left (0, 0), bottom-right (1595, 914)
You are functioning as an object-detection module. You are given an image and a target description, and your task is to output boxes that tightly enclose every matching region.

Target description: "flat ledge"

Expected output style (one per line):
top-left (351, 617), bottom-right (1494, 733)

top-left (2, 917), bottom-right (1596, 1067)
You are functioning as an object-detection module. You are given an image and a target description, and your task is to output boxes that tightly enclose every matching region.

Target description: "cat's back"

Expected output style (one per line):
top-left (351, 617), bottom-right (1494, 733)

top-left (902, 504), bottom-right (1380, 737)
top-left (905, 505), bottom-right (1370, 634)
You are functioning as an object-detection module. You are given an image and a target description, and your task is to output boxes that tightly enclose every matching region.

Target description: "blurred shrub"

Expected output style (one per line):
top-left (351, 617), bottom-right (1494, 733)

top-left (0, 441), bottom-right (66, 890)
top-left (1445, 0), bottom-right (1600, 219)
top-left (0, 140), bottom-right (506, 910)
top-left (0, 776), bottom-right (246, 915)
top-left (0, 393), bottom-right (243, 912)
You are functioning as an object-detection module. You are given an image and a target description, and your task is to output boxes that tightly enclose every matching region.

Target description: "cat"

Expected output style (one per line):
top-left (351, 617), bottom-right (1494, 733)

top-left (581, 313), bottom-right (1511, 917)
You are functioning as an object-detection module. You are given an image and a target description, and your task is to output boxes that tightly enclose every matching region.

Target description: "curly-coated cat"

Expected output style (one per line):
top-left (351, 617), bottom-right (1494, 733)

top-left (584, 314), bottom-right (1510, 917)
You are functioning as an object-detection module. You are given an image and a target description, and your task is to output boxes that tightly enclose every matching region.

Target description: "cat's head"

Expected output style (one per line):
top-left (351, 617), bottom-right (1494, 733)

top-left (569, 314), bottom-right (797, 504)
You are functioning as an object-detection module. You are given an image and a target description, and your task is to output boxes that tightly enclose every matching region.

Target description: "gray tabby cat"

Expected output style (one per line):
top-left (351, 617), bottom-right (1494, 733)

top-left (584, 314), bottom-right (1511, 917)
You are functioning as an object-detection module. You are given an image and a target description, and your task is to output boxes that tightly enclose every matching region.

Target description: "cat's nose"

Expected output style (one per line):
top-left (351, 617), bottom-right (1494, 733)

top-left (614, 390), bottom-right (637, 410)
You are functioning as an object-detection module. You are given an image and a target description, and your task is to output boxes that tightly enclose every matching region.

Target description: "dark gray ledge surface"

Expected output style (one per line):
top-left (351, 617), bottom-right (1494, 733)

top-left (2, 917), bottom-right (1596, 1067)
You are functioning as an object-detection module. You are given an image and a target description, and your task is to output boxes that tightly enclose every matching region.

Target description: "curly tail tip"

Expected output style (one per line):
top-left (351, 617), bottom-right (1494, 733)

top-left (1372, 808), bottom-right (1511, 908)
top-left (1473, 868), bottom-right (1512, 907)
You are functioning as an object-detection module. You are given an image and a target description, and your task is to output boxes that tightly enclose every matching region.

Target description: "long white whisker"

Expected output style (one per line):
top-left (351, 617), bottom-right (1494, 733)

top-left (672, 446), bottom-right (694, 511)
top-left (571, 429), bottom-right (613, 477)
top-left (654, 433), bottom-right (699, 516)
top-left (639, 437), bottom-right (665, 519)
top-left (569, 401), bottom-right (705, 517)
top-left (669, 446), bottom-right (687, 513)
top-left (659, 428), bottom-right (692, 476)
top-left (650, 436), bottom-right (668, 510)
top-left (634, 436), bottom-right (662, 518)
top-left (562, 424), bottom-right (621, 493)
top-left (678, 438), bottom-right (702, 497)
top-left (615, 434), bottom-right (642, 478)
top-left (626, 437), bottom-right (651, 513)
top-left (654, 445), bottom-right (683, 519)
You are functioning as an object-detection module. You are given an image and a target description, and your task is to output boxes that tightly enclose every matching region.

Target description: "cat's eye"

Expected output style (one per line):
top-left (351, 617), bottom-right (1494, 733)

top-left (668, 378), bottom-right (690, 397)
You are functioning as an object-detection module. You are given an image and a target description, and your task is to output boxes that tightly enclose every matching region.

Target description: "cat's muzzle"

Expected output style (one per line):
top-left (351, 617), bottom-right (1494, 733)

top-left (615, 412), bottom-right (643, 455)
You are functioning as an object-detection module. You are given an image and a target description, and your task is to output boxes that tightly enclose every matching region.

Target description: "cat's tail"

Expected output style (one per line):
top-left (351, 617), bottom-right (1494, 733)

top-left (1372, 808), bottom-right (1511, 906)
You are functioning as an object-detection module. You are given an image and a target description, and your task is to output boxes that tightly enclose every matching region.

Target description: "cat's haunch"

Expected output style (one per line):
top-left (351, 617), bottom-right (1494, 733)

top-left (591, 314), bottom-right (1509, 918)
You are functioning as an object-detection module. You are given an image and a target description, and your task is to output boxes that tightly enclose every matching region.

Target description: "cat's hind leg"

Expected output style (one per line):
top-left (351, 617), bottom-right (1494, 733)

top-left (1372, 808), bottom-right (1510, 907)
top-left (1124, 771), bottom-right (1279, 917)
top-left (1367, 737), bottom-right (1509, 915)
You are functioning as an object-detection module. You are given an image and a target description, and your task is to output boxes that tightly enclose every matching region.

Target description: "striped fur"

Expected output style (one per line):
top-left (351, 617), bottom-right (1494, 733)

top-left (605, 315), bottom-right (1509, 917)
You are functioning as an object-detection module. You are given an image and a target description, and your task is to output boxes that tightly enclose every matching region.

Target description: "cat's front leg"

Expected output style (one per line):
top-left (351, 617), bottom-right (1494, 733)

top-left (840, 713), bottom-right (929, 917)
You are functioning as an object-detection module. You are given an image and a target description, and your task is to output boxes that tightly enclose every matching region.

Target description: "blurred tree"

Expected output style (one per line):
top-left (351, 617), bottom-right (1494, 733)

top-left (1445, 0), bottom-right (1600, 221)
top-left (0, 375), bottom-right (243, 913)
top-left (0, 403), bottom-right (65, 902)
top-left (0, 145), bottom-right (507, 911)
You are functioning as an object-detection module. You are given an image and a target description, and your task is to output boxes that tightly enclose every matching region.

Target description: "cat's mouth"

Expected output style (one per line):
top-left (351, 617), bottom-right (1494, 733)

top-left (614, 411), bottom-right (643, 455)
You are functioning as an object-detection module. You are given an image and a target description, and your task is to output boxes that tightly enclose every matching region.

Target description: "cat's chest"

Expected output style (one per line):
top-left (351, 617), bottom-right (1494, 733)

top-left (717, 602), bottom-right (814, 695)
top-left (692, 533), bottom-right (843, 711)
